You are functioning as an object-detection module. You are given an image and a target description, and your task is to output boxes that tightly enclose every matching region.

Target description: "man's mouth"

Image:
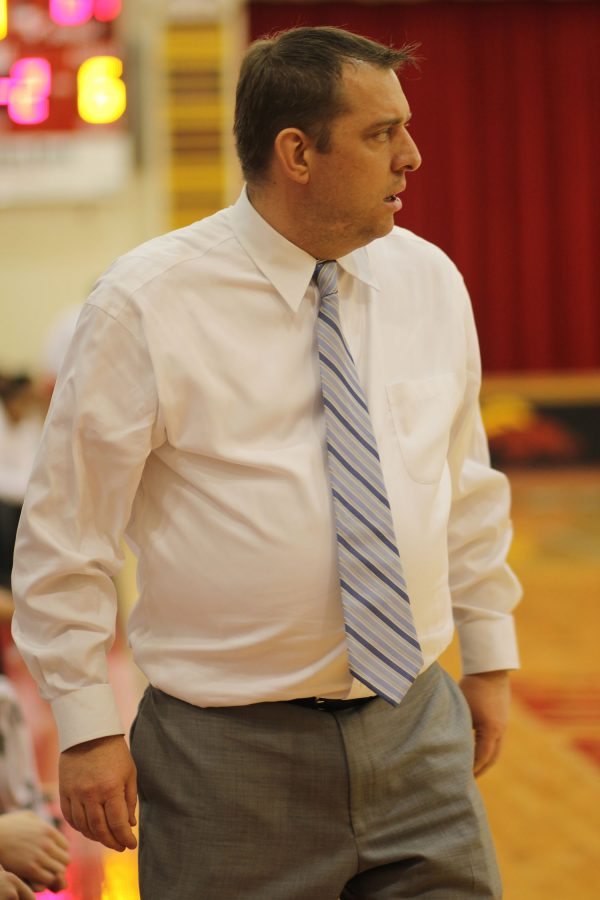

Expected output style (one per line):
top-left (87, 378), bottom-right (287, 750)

top-left (384, 194), bottom-right (403, 212)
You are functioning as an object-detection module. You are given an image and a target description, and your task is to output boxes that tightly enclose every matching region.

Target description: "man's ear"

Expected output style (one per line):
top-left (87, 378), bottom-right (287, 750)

top-left (273, 128), bottom-right (312, 184)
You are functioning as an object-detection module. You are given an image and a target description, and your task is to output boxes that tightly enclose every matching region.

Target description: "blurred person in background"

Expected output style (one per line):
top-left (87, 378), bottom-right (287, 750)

top-left (0, 668), bottom-right (51, 823)
top-left (0, 374), bottom-right (43, 610)
top-left (0, 811), bottom-right (68, 894)
top-left (0, 375), bottom-right (45, 816)
top-left (0, 377), bottom-right (68, 893)
top-left (11, 26), bottom-right (521, 899)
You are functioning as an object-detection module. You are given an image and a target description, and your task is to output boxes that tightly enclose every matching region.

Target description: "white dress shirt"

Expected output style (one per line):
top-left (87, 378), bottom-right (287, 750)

top-left (12, 188), bottom-right (521, 751)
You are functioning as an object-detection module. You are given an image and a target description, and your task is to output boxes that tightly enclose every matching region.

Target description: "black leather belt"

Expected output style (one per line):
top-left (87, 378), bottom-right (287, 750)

top-left (288, 696), bottom-right (375, 712)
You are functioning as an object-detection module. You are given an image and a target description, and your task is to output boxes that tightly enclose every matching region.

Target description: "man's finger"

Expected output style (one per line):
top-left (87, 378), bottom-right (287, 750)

top-left (104, 796), bottom-right (138, 850)
top-left (69, 799), bottom-right (95, 842)
top-left (473, 731), bottom-right (502, 777)
top-left (59, 794), bottom-right (73, 831)
top-left (125, 770), bottom-right (138, 827)
top-left (85, 801), bottom-right (128, 852)
top-left (473, 732), bottom-right (494, 774)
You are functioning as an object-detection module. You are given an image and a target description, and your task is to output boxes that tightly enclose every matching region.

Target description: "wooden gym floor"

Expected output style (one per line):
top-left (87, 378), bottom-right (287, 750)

top-left (12, 466), bottom-right (600, 899)
top-left (467, 466), bottom-right (600, 900)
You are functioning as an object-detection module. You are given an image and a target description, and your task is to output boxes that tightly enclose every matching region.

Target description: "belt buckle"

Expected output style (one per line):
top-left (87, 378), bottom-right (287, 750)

top-left (315, 697), bottom-right (327, 710)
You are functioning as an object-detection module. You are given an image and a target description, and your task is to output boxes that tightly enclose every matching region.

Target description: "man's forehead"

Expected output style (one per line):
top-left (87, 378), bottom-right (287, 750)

top-left (337, 62), bottom-right (410, 118)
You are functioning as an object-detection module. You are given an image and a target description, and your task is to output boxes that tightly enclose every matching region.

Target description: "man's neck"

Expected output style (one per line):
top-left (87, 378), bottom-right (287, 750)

top-left (246, 183), bottom-right (348, 261)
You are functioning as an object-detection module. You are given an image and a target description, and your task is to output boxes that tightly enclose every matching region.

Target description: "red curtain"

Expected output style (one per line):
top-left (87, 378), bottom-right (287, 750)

top-left (247, 2), bottom-right (600, 373)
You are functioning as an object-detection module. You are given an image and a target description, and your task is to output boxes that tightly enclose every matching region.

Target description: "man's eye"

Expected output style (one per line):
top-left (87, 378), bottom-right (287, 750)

top-left (374, 129), bottom-right (392, 142)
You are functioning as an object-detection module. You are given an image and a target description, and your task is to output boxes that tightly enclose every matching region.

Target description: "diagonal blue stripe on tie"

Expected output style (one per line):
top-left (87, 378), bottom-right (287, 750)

top-left (339, 579), bottom-right (421, 649)
top-left (336, 534), bottom-right (409, 602)
top-left (326, 442), bottom-right (391, 508)
top-left (323, 399), bottom-right (380, 459)
top-left (331, 489), bottom-right (399, 555)
top-left (344, 624), bottom-right (415, 682)
top-left (318, 353), bottom-right (369, 412)
top-left (319, 311), bottom-right (354, 360)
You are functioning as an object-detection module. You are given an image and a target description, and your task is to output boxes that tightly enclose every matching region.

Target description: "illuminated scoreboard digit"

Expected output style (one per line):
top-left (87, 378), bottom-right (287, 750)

top-left (0, 0), bottom-right (125, 128)
top-left (0, 0), bottom-right (131, 203)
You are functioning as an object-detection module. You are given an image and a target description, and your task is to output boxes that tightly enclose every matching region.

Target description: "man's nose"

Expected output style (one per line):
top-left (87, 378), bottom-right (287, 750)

top-left (393, 132), bottom-right (422, 173)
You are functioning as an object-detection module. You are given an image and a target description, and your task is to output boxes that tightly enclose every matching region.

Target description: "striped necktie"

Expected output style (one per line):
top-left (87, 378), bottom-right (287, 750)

top-left (315, 260), bottom-right (424, 705)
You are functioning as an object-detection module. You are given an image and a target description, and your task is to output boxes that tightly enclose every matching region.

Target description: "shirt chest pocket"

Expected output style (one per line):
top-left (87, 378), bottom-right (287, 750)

top-left (386, 375), bottom-right (462, 484)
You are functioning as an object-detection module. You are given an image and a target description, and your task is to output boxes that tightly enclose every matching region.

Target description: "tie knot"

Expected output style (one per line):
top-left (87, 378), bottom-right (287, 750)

top-left (314, 260), bottom-right (338, 299)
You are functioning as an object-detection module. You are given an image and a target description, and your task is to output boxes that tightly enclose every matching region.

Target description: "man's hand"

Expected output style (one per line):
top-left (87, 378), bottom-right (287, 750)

top-left (0, 866), bottom-right (36, 900)
top-left (0, 811), bottom-right (69, 892)
top-left (459, 670), bottom-right (511, 777)
top-left (59, 734), bottom-right (137, 852)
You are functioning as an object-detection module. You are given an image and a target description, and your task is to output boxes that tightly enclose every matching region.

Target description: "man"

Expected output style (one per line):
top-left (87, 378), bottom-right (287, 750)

top-left (12, 26), bottom-right (521, 899)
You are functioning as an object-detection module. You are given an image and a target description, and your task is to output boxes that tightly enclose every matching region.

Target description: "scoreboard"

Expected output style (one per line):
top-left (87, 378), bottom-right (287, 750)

top-left (0, 0), bottom-right (131, 203)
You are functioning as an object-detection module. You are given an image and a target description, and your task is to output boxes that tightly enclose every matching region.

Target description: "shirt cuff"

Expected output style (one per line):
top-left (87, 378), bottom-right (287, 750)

top-left (51, 684), bottom-right (125, 752)
top-left (457, 615), bottom-right (520, 675)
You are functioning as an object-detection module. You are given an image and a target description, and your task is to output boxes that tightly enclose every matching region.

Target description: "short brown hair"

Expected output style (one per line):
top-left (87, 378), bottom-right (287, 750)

top-left (234, 26), bottom-right (417, 184)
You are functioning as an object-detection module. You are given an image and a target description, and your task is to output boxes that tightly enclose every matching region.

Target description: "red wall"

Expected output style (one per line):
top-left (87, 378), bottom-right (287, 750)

top-left (248, 2), bottom-right (600, 373)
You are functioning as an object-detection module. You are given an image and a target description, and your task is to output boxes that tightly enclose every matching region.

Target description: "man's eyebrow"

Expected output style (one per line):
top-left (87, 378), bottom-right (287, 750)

top-left (368, 112), bottom-right (413, 129)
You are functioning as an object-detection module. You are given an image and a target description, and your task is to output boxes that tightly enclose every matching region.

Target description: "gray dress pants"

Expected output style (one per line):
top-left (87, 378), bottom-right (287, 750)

top-left (130, 663), bottom-right (501, 899)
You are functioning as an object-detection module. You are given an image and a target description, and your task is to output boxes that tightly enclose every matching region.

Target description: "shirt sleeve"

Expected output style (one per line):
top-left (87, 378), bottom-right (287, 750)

top-left (447, 275), bottom-right (522, 675)
top-left (11, 298), bottom-right (160, 751)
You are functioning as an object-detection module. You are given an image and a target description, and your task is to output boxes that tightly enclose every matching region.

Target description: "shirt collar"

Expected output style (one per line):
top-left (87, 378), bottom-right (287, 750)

top-left (229, 187), bottom-right (380, 312)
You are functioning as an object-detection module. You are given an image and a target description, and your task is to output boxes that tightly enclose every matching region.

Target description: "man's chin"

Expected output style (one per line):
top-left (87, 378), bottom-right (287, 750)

top-left (334, 218), bottom-right (396, 256)
top-left (372, 217), bottom-right (396, 241)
